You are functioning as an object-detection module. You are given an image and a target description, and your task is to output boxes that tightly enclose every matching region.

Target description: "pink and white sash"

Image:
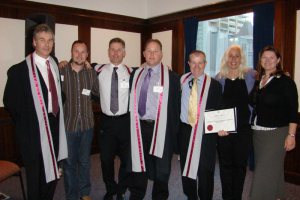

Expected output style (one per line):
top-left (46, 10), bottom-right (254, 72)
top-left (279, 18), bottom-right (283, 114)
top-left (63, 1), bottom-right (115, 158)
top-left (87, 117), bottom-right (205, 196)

top-left (180, 73), bottom-right (211, 180)
top-left (129, 63), bottom-right (169, 172)
top-left (26, 53), bottom-right (67, 183)
top-left (95, 63), bottom-right (132, 75)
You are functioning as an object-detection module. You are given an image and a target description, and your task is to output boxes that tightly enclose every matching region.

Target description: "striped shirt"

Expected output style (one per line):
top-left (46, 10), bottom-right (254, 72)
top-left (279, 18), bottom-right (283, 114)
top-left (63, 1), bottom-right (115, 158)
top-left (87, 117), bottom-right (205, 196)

top-left (60, 63), bottom-right (100, 132)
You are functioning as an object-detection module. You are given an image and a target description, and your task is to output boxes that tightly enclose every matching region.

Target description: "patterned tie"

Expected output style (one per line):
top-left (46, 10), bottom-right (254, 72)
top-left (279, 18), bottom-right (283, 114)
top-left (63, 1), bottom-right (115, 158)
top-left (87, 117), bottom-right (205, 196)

top-left (138, 68), bottom-right (152, 117)
top-left (188, 78), bottom-right (198, 127)
top-left (46, 60), bottom-right (59, 117)
top-left (110, 67), bottom-right (119, 114)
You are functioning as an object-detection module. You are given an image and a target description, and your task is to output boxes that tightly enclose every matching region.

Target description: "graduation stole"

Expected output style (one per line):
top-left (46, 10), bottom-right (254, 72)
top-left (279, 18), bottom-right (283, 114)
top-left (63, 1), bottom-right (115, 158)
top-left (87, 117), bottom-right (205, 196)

top-left (180, 73), bottom-right (211, 180)
top-left (129, 63), bottom-right (169, 172)
top-left (95, 63), bottom-right (131, 75)
top-left (26, 53), bottom-right (67, 183)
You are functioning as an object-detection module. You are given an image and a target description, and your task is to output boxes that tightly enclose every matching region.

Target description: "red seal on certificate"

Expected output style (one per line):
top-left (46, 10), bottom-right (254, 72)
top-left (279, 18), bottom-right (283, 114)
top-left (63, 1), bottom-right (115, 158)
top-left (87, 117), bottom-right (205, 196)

top-left (207, 125), bottom-right (213, 131)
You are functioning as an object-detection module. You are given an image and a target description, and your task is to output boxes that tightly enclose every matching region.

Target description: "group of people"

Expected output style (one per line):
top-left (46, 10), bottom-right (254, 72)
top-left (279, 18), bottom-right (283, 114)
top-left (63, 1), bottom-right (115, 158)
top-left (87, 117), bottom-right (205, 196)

top-left (3, 23), bottom-right (298, 200)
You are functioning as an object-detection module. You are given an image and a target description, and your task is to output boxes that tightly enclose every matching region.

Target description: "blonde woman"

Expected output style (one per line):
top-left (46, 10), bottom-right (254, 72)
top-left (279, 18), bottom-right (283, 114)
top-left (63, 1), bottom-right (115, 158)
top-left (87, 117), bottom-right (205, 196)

top-left (215, 44), bottom-right (256, 200)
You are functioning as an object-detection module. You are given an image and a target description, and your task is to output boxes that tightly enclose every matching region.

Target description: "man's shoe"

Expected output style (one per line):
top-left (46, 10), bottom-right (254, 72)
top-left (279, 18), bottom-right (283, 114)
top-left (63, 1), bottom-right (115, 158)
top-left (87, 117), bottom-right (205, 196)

top-left (103, 193), bottom-right (114, 200)
top-left (116, 194), bottom-right (126, 200)
top-left (81, 196), bottom-right (92, 200)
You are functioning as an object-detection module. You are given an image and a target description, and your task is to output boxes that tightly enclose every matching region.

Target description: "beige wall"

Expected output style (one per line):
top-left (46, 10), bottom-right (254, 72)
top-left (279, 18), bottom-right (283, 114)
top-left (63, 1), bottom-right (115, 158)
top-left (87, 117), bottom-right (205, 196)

top-left (91, 28), bottom-right (141, 67)
top-left (54, 24), bottom-right (78, 62)
top-left (0, 18), bottom-right (25, 107)
top-left (152, 30), bottom-right (172, 67)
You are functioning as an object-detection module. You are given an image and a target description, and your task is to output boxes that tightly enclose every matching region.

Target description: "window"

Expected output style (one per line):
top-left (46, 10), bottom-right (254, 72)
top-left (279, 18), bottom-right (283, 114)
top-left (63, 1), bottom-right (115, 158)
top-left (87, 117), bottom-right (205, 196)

top-left (196, 12), bottom-right (253, 77)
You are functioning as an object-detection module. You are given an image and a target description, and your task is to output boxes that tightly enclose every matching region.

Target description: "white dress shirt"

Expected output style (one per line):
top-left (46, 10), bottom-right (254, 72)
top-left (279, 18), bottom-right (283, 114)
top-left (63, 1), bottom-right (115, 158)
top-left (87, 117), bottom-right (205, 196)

top-left (98, 63), bottom-right (131, 116)
top-left (34, 51), bottom-right (59, 114)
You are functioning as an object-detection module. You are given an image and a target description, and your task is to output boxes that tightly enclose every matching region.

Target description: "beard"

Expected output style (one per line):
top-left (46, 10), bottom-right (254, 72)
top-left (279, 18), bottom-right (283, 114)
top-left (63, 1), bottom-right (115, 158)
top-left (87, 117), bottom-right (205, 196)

top-left (73, 59), bottom-right (85, 66)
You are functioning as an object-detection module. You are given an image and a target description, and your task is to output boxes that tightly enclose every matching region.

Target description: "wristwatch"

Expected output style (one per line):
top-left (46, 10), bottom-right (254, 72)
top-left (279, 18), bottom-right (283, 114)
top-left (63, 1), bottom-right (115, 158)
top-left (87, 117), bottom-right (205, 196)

top-left (288, 133), bottom-right (296, 137)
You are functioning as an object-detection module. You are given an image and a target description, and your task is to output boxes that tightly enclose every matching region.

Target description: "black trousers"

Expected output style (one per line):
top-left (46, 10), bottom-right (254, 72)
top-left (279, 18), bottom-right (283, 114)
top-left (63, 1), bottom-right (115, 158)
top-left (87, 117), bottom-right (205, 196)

top-left (98, 113), bottom-right (130, 195)
top-left (217, 125), bottom-right (253, 200)
top-left (25, 113), bottom-right (60, 200)
top-left (179, 122), bottom-right (215, 200)
top-left (129, 121), bottom-right (169, 200)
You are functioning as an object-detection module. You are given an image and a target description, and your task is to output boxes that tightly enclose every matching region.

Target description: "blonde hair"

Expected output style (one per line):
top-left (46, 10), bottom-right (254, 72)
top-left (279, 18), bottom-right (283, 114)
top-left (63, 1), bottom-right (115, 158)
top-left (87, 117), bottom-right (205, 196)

top-left (218, 44), bottom-right (248, 79)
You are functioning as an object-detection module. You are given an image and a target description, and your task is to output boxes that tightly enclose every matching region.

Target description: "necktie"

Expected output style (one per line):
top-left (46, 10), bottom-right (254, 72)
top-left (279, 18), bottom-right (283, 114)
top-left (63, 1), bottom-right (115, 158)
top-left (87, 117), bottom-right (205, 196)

top-left (110, 67), bottom-right (119, 114)
top-left (138, 68), bottom-right (152, 117)
top-left (46, 60), bottom-right (59, 117)
top-left (188, 78), bottom-right (198, 127)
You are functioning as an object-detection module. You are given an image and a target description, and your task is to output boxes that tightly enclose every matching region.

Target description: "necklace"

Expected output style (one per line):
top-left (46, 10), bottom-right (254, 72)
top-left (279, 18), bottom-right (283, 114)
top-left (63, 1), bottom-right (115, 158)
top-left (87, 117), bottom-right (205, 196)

top-left (227, 74), bottom-right (238, 81)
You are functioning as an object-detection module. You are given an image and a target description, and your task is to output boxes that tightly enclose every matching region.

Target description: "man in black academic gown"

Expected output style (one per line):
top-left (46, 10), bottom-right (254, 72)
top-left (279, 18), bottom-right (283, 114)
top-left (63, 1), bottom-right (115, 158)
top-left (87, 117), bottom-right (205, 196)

top-left (3, 24), bottom-right (67, 200)
top-left (127, 39), bottom-right (181, 200)
top-left (179, 50), bottom-right (228, 200)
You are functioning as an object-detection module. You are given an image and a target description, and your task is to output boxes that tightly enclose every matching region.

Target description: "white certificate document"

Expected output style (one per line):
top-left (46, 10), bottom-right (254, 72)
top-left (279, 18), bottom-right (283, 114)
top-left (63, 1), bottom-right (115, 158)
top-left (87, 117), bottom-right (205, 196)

top-left (204, 108), bottom-right (237, 134)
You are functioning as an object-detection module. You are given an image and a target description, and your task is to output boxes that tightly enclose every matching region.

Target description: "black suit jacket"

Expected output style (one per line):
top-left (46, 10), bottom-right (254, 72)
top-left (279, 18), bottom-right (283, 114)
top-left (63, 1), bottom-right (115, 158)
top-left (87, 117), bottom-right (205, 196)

top-left (3, 58), bottom-right (64, 166)
top-left (179, 76), bottom-right (223, 172)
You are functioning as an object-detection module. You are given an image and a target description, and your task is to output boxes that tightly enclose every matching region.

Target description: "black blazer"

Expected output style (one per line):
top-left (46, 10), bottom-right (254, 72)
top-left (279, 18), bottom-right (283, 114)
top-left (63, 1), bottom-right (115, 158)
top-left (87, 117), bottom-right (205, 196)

top-left (3, 58), bottom-right (64, 166)
top-left (179, 75), bottom-right (223, 172)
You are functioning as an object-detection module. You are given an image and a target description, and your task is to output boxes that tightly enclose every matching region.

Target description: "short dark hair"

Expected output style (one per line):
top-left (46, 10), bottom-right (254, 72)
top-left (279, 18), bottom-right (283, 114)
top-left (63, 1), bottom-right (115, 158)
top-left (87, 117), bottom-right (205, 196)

top-left (33, 24), bottom-right (54, 41)
top-left (109, 37), bottom-right (125, 49)
top-left (71, 40), bottom-right (89, 52)
top-left (189, 50), bottom-right (206, 62)
top-left (144, 39), bottom-right (162, 51)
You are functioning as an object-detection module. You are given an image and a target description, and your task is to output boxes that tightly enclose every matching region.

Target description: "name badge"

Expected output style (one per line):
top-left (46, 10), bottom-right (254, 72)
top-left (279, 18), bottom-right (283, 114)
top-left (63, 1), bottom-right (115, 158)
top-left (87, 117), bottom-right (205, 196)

top-left (82, 89), bottom-right (91, 96)
top-left (61, 75), bottom-right (64, 81)
top-left (153, 86), bottom-right (163, 93)
top-left (120, 81), bottom-right (129, 89)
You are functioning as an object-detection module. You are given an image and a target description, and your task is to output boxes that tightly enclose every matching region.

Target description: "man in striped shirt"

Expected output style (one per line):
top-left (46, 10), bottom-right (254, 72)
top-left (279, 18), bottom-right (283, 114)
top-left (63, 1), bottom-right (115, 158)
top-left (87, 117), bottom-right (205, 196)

top-left (60, 40), bottom-right (99, 200)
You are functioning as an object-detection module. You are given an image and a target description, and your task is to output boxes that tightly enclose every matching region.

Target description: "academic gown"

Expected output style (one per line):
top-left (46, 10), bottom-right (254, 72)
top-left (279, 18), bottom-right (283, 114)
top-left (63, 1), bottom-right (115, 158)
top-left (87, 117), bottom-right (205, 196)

top-left (127, 68), bottom-right (181, 182)
top-left (3, 58), bottom-right (65, 167)
top-left (179, 77), bottom-right (223, 175)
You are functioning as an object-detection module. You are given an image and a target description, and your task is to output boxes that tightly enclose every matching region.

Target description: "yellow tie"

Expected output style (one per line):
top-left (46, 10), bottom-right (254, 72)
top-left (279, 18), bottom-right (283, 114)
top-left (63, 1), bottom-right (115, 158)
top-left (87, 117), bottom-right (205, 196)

top-left (188, 78), bottom-right (198, 127)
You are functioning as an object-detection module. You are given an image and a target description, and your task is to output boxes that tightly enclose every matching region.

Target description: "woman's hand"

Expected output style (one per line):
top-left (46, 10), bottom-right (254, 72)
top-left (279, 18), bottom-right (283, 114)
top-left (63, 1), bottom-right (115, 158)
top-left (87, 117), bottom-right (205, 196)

top-left (284, 135), bottom-right (296, 151)
top-left (218, 130), bottom-right (229, 137)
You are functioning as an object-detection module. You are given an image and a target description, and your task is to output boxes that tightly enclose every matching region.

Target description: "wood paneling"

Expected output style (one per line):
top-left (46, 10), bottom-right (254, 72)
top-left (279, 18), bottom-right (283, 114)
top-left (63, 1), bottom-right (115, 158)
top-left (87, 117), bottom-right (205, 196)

top-left (274, 0), bottom-right (297, 78)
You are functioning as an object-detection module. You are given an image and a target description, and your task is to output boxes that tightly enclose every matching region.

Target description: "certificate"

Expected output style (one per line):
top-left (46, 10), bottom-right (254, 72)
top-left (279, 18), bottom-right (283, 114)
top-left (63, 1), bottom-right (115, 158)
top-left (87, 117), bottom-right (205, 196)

top-left (204, 108), bottom-right (237, 134)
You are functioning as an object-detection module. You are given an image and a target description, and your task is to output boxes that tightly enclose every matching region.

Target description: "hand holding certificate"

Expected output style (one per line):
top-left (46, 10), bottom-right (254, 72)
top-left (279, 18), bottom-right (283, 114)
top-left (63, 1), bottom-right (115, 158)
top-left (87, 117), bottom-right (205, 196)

top-left (204, 108), bottom-right (236, 134)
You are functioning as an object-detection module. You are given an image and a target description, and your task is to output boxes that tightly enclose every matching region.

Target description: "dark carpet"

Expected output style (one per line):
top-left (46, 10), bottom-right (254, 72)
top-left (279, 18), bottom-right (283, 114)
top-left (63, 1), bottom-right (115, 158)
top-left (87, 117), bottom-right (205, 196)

top-left (1, 154), bottom-right (300, 199)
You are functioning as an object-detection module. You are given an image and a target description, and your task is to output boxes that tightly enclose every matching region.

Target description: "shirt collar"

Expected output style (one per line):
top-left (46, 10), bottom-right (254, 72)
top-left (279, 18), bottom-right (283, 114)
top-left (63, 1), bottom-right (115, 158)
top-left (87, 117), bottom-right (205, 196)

top-left (190, 73), bottom-right (205, 83)
top-left (110, 63), bottom-right (123, 69)
top-left (34, 51), bottom-right (50, 64)
top-left (146, 62), bottom-right (161, 73)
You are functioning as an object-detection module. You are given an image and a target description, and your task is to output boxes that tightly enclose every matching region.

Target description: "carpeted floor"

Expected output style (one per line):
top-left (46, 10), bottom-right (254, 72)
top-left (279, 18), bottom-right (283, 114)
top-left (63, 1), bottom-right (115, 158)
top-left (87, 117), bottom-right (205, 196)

top-left (1, 153), bottom-right (300, 199)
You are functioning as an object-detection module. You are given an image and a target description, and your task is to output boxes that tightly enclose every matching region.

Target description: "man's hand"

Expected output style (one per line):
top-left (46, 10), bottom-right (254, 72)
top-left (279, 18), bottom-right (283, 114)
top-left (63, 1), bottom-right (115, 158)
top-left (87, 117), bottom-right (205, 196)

top-left (58, 60), bottom-right (68, 68)
top-left (85, 60), bottom-right (92, 69)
